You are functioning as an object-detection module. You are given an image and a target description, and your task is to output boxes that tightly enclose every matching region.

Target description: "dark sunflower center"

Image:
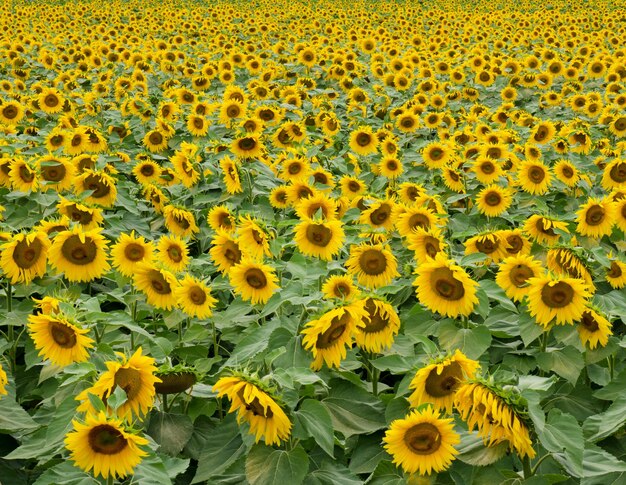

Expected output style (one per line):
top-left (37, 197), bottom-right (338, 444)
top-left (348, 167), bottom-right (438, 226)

top-left (148, 269), bottom-right (171, 294)
top-left (585, 205), bottom-right (605, 226)
top-left (534, 127), bottom-right (548, 141)
top-left (356, 133), bottom-right (372, 147)
top-left (154, 372), bottom-right (196, 394)
top-left (536, 219), bottom-right (555, 236)
top-left (447, 169), bottom-right (459, 182)
top-left (67, 205), bottom-right (94, 225)
top-left (188, 285), bottom-right (207, 305)
top-left (424, 237), bottom-right (441, 258)
top-left (44, 94), bottom-right (59, 107)
top-left (124, 243), bottom-right (145, 262)
top-left (13, 238), bottom-right (43, 269)
top-left (83, 175), bottom-right (111, 198)
top-left (226, 105), bottom-right (240, 118)
top-left (218, 213), bottom-right (232, 228)
top-left (238, 137), bottom-right (256, 151)
top-left (615, 118), bottom-right (626, 132)
top-left (610, 162), bottom-right (626, 183)
top-left (510, 264), bottom-right (534, 287)
top-left (167, 245), bottom-right (183, 263)
top-left (431, 267), bottom-right (465, 301)
top-left (401, 117), bottom-right (415, 128)
top-left (223, 241), bottom-right (242, 264)
top-left (41, 163), bottom-right (66, 182)
top-left (88, 425), bottom-right (128, 455)
top-left (149, 132), bottom-right (163, 145)
top-left (61, 235), bottom-right (97, 265)
top-left (480, 161), bottom-right (495, 174)
top-left (475, 237), bottom-right (500, 254)
top-left (408, 213), bottom-right (431, 230)
top-left (236, 389), bottom-right (274, 418)
top-left (359, 249), bottom-right (387, 275)
top-left (172, 213), bottom-right (191, 230)
top-left (404, 423), bottom-right (442, 455)
top-left (406, 187), bottom-right (419, 201)
top-left (19, 165), bottom-right (35, 182)
top-left (316, 313), bottom-right (350, 349)
top-left (114, 367), bottom-right (142, 400)
top-left (429, 148), bottom-right (443, 161)
top-left (245, 268), bottom-right (267, 289)
top-left (528, 166), bottom-right (545, 183)
top-left (140, 164), bottom-right (155, 177)
top-left (363, 299), bottom-right (389, 333)
top-left (3, 105), bottom-right (18, 119)
top-left (541, 281), bottom-right (574, 308)
top-left (287, 162), bottom-right (302, 175)
top-left (348, 181), bottom-right (362, 193)
top-left (370, 204), bottom-right (391, 225)
top-left (49, 321), bottom-right (77, 348)
top-left (71, 134), bottom-right (83, 147)
top-left (561, 165), bottom-right (574, 178)
top-left (609, 262), bottom-right (622, 278)
top-left (305, 223), bottom-right (333, 247)
top-left (193, 117), bottom-right (204, 129)
top-left (580, 311), bottom-right (599, 332)
top-left (486, 147), bottom-right (501, 158)
top-left (424, 361), bottom-right (463, 397)
top-left (485, 191), bottom-right (501, 206)
top-left (333, 282), bottom-right (350, 298)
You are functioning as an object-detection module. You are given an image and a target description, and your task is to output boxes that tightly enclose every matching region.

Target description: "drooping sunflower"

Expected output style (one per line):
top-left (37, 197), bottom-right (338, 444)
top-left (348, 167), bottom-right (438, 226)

top-left (133, 263), bottom-right (179, 310)
top-left (110, 231), bottom-right (155, 278)
top-left (355, 297), bottom-right (401, 353)
top-left (464, 232), bottom-right (507, 264)
top-left (228, 259), bottom-right (279, 305)
top-left (213, 375), bottom-right (292, 446)
top-left (408, 350), bottom-right (480, 414)
top-left (577, 307), bottom-right (612, 350)
top-left (175, 274), bottom-right (217, 319)
top-left (321, 274), bottom-right (360, 301)
top-left (171, 147), bottom-right (200, 188)
top-left (406, 227), bottom-right (447, 264)
top-left (547, 247), bottom-right (594, 290)
top-left (383, 406), bottom-right (460, 476)
top-left (455, 381), bottom-right (535, 459)
top-left (65, 412), bottom-right (148, 480)
top-left (237, 216), bottom-right (272, 260)
top-left (346, 243), bottom-right (399, 289)
top-left (157, 234), bottom-right (190, 272)
top-left (219, 156), bottom-right (243, 194)
top-left (0, 231), bottom-right (50, 284)
top-left (475, 184), bottom-right (513, 217)
top-left (349, 126), bottom-right (378, 156)
top-left (163, 205), bottom-right (199, 238)
top-left (293, 219), bottom-right (344, 261)
top-left (28, 313), bottom-right (93, 367)
top-left (414, 253), bottom-right (478, 318)
top-left (209, 230), bottom-right (243, 274)
top-left (523, 214), bottom-right (569, 245)
top-left (606, 260), bottom-right (626, 289)
top-left (495, 255), bottom-right (545, 302)
top-left (76, 347), bottom-right (160, 420)
top-left (48, 226), bottom-right (110, 282)
top-left (526, 274), bottom-right (591, 327)
top-left (575, 197), bottom-right (616, 238)
top-left (518, 160), bottom-right (552, 195)
top-left (301, 301), bottom-right (368, 370)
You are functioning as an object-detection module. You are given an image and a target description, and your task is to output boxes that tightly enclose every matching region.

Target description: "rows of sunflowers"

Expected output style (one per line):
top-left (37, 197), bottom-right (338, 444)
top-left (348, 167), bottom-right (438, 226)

top-left (1, 0), bottom-right (626, 483)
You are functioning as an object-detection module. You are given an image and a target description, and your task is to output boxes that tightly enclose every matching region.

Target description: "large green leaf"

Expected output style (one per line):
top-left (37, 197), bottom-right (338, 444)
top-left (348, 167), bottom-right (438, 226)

top-left (32, 462), bottom-right (98, 485)
top-left (537, 409), bottom-right (584, 478)
top-left (293, 399), bottom-right (335, 458)
top-left (245, 444), bottom-right (309, 485)
top-left (348, 433), bottom-right (389, 474)
top-left (583, 396), bottom-right (626, 443)
top-left (438, 320), bottom-right (492, 360)
top-left (537, 346), bottom-right (584, 384)
top-left (147, 412), bottom-right (194, 456)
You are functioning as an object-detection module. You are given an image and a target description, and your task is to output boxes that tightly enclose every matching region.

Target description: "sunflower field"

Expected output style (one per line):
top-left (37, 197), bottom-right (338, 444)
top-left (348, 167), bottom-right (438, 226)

top-left (1, 0), bottom-right (626, 483)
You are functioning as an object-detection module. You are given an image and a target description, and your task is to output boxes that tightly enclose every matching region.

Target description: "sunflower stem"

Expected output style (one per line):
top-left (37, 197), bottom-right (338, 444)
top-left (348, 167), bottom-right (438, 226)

top-left (522, 455), bottom-right (532, 479)
top-left (6, 281), bottom-right (15, 372)
top-left (106, 476), bottom-right (114, 485)
top-left (530, 453), bottom-right (553, 475)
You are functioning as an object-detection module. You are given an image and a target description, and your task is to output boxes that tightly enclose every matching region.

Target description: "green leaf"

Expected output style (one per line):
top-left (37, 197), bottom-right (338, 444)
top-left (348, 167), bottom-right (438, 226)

top-left (348, 433), bottom-right (389, 474)
top-left (106, 385), bottom-right (128, 412)
top-left (0, 393), bottom-right (39, 434)
top-left (245, 444), bottom-right (309, 485)
top-left (321, 379), bottom-right (386, 438)
top-left (294, 399), bottom-right (334, 457)
top-left (147, 412), bottom-right (194, 456)
top-left (518, 309), bottom-right (544, 346)
top-left (537, 346), bottom-right (584, 384)
top-left (537, 409), bottom-right (584, 478)
top-left (192, 415), bottom-right (246, 484)
top-left (582, 444), bottom-right (626, 477)
top-left (304, 461), bottom-right (361, 485)
top-left (33, 462), bottom-right (97, 485)
top-left (593, 368), bottom-right (626, 401)
top-left (366, 460), bottom-right (404, 485)
top-left (131, 452), bottom-right (173, 485)
top-left (438, 320), bottom-right (492, 360)
top-left (583, 396), bottom-right (626, 443)
top-left (480, 279), bottom-right (518, 312)
top-left (226, 323), bottom-right (277, 366)
top-left (483, 306), bottom-right (520, 338)
top-left (456, 430), bottom-right (509, 466)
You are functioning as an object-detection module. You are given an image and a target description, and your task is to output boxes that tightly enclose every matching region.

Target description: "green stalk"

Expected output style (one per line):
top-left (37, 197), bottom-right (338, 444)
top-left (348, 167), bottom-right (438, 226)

top-left (522, 455), bottom-right (532, 479)
top-left (6, 281), bottom-right (15, 372)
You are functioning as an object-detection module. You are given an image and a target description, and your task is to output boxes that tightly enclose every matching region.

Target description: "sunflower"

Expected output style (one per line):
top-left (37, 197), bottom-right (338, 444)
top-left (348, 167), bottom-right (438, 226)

top-left (475, 185), bottom-right (512, 217)
top-left (38, 87), bottom-right (65, 114)
top-left (547, 247), bottom-right (594, 290)
top-left (48, 227), bottom-right (110, 282)
top-left (422, 142), bottom-right (450, 169)
top-left (526, 274), bottom-right (591, 327)
top-left (207, 205), bottom-right (236, 233)
top-left (175, 274), bottom-right (217, 319)
top-left (9, 158), bottom-right (39, 193)
top-left (577, 307), bottom-right (612, 350)
top-left (231, 135), bottom-right (263, 159)
top-left (220, 156), bottom-right (243, 194)
top-left (354, 297), bottom-right (400, 353)
top-left (0, 100), bottom-right (25, 125)
top-left (383, 406), bottom-right (460, 476)
top-left (464, 232), bottom-right (507, 264)
top-left (269, 185), bottom-right (290, 209)
top-left (553, 160), bottom-right (580, 187)
top-left (441, 165), bottom-right (465, 193)
top-left (606, 260), bottom-right (626, 289)
top-left (395, 206), bottom-right (439, 236)
top-left (163, 205), bottom-right (199, 238)
top-left (237, 216), bottom-right (271, 260)
top-left (455, 381), bottom-right (535, 459)
top-left (614, 197), bottom-right (626, 232)
top-left (213, 376), bottom-right (292, 445)
top-left (523, 214), bottom-right (569, 245)
top-left (209, 230), bottom-right (243, 274)
top-left (295, 193), bottom-right (337, 221)
top-left (346, 243), bottom-right (399, 289)
top-left (35, 154), bottom-right (75, 192)
top-left (321, 274), bottom-right (360, 301)
top-left (229, 259), bottom-right (279, 305)
top-left (530, 121), bottom-right (556, 144)
top-left (132, 159), bottom-right (161, 185)
top-left (349, 126), bottom-right (378, 156)
top-left (471, 156), bottom-right (503, 184)
top-left (157, 234), bottom-right (190, 272)
top-left (32, 295), bottom-right (61, 315)
top-left (143, 129), bottom-right (169, 152)
top-left (171, 145), bottom-right (200, 188)
top-left (518, 160), bottom-right (552, 195)
top-left (65, 412), bottom-right (148, 479)
top-left (575, 197), bottom-right (616, 238)
top-left (65, 129), bottom-right (88, 156)
top-left (301, 301), bottom-right (367, 370)
top-left (133, 263), bottom-right (179, 310)
top-left (57, 197), bottom-right (103, 229)
top-left (294, 219), bottom-right (344, 261)
top-left (28, 313), bottom-right (93, 367)
top-left (0, 231), bottom-right (50, 284)
top-left (109, 232), bottom-right (155, 278)
top-left (76, 347), bottom-right (160, 420)
top-left (408, 350), bottom-right (480, 413)
top-left (360, 199), bottom-right (396, 230)
top-left (73, 170), bottom-right (117, 207)
top-left (602, 159), bottom-right (626, 191)
top-left (413, 253), bottom-right (478, 318)
top-left (0, 364), bottom-right (7, 397)
top-left (496, 255), bottom-right (545, 302)
top-left (609, 116), bottom-right (626, 138)
top-left (406, 228), bottom-right (447, 264)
